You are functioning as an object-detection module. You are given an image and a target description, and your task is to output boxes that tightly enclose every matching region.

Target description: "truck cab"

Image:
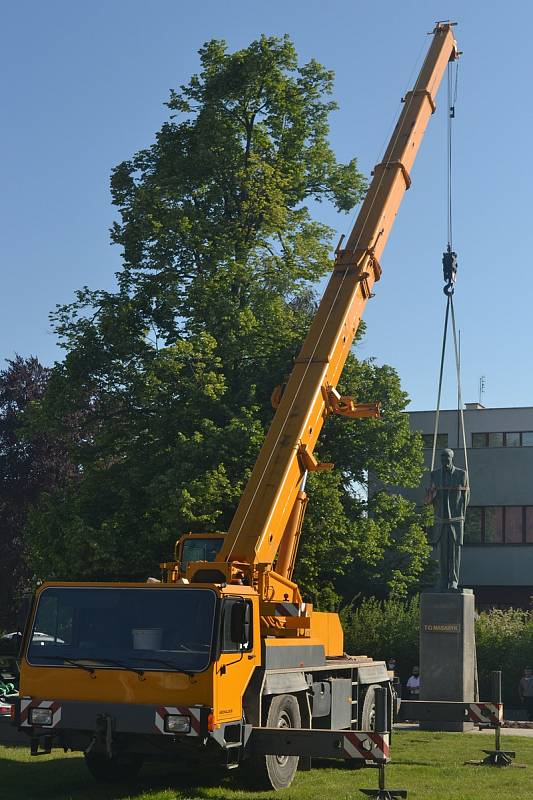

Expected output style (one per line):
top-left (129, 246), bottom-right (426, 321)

top-left (15, 580), bottom-right (260, 776)
top-left (15, 577), bottom-right (390, 787)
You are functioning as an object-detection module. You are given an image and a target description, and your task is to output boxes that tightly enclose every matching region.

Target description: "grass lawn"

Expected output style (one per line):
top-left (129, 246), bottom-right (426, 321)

top-left (2, 731), bottom-right (533, 800)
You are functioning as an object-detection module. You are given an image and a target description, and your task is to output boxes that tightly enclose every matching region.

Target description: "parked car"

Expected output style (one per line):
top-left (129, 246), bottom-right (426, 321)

top-left (0, 629), bottom-right (67, 716)
top-left (2, 631), bottom-right (65, 644)
top-left (0, 666), bottom-right (18, 717)
top-left (0, 701), bottom-right (12, 718)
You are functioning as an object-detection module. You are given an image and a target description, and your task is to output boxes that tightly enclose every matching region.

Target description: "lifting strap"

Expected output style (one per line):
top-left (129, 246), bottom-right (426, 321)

top-left (430, 292), bottom-right (469, 484)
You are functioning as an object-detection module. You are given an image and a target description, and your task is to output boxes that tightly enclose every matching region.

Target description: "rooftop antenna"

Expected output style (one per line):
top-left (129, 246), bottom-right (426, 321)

top-left (478, 375), bottom-right (486, 405)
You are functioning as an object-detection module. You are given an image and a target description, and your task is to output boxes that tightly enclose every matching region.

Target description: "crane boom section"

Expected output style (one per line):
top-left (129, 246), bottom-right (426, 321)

top-left (220, 23), bottom-right (458, 568)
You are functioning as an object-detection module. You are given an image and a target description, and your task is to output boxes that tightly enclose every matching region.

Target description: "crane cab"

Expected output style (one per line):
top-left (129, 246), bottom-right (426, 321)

top-left (161, 532), bottom-right (226, 582)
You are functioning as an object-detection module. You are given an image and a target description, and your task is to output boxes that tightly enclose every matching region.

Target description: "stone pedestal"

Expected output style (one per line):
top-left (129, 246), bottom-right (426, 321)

top-left (419, 590), bottom-right (476, 731)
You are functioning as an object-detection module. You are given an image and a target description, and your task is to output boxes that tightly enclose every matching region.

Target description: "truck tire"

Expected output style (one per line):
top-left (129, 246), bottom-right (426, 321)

top-left (250, 693), bottom-right (302, 790)
top-left (361, 684), bottom-right (381, 731)
top-left (84, 752), bottom-right (144, 783)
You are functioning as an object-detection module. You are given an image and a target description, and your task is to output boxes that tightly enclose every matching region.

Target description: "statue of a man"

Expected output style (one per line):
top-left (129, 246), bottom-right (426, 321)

top-left (426, 448), bottom-right (470, 592)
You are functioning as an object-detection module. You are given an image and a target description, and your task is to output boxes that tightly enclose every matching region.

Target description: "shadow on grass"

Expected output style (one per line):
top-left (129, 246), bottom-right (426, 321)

top-left (0, 754), bottom-right (240, 800)
top-left (309, 757), bottom-right (368, 771)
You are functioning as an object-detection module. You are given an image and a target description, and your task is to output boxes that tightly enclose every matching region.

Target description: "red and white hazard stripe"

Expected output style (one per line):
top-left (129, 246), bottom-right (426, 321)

top-left (154, 705), bottom-right (202, 736)
top-left (274, 603), bottom-right (307, 617)
top-left (467, 702), bottom-right (503, 726)
top-left (19, 698), bottom-right (62, 728)
top-left (342, 731), bottom-right (390, 762)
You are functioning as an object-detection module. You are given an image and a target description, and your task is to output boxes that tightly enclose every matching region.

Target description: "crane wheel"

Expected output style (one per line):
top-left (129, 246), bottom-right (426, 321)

top-left (246, 693), bottom-right (301, 790)
top-left (361, 684), bottom-right (382, 731)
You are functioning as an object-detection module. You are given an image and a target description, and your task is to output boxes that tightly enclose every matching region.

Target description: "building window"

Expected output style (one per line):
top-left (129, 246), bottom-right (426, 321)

top-left (485, 507), bottom-right (503, 542)
top-left (526, 508), bottom-right (533, 543)
top-left (505, 432), bottom-right (521, 447)
top-left (505, 507), bottom-right (523, 544)
top-left (464, 506), bottom-right (533, 544)
top-left (422, 433), bottom-right (448, 449)
top-left (464, 507), bottom-right (482, 543)
top-left (471, 431), bottom-right (533, 448)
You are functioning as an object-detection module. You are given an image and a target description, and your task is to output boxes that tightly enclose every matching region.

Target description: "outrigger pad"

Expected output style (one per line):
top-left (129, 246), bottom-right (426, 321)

top-left (465, 750), bottom-right (523, 769)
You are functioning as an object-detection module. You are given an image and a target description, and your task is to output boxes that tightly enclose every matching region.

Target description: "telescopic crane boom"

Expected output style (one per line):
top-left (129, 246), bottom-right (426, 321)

top-left (188, 22), bottom-right (459, 602)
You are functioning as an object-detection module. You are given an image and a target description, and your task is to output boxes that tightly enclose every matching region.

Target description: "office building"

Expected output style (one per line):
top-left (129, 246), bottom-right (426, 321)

top-left (403, 404), bottom-right (533, 608)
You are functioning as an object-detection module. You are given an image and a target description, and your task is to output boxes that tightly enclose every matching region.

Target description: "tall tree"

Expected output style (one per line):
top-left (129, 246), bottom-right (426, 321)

top-left (27, 35), bottom-right (429, 602)
top-left (0, 356), bottom-right (74, 628)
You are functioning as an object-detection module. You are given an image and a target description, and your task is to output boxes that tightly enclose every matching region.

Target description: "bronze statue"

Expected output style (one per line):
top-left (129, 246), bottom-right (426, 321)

top-left (426, 448), bottom-right (470, 592)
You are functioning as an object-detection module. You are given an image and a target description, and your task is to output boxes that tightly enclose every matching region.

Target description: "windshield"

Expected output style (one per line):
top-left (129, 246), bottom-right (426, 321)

top-left (180, 538), bottom-right (223, 572)
top-left (28, 587), bottom-right (216, 673)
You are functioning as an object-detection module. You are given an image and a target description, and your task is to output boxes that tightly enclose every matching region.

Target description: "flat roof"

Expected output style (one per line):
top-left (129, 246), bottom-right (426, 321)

top-left (408, 406), bottom-right (533, 414)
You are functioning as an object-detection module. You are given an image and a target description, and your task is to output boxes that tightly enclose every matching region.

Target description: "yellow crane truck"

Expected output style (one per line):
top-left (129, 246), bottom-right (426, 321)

top-left (12, 22), bottom-right (459, 790)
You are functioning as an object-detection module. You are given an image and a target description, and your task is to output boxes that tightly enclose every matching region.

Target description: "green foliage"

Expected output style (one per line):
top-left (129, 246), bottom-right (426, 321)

top-left (300, 356), bottom-right (431, 604)
top-left (27, 333), bottom-right (263, 580)
top-left (475, 607), bottom-right (533, 704)
top-left (25, 35), bottom-right (429, 602)
top-left (0, 356), bottom-right (74, 627)
top-left (108, 32), bottom-right (365, 374)
top-left (341, 596), bottom-right (420, 681)
top-left (343, 597), bottom-right (533, 703)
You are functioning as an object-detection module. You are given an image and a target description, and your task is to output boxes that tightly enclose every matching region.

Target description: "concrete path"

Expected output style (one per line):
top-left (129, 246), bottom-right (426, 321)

top-left (469, 725), bottom-right (533, 737)
top-left (394, 721), bottom-right (533, 737)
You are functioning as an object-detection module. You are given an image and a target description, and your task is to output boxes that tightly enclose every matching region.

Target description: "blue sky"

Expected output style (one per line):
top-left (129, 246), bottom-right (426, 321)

top-left (2, 1), bottom-right (532, 411)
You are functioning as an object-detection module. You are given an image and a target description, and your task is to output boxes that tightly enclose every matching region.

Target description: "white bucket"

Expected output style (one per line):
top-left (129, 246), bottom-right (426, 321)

top-left (132, 628), bottom-right (162, 650)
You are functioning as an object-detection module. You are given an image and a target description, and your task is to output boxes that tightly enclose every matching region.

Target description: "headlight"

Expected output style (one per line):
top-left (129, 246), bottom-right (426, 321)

top-left (164, 714), bottom-right (191, 733)
top-left (29, 708), bottom-right (53, 726)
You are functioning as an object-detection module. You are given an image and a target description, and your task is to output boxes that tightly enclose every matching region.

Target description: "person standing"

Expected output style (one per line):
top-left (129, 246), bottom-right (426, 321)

top-left (518, 666), bottom-right (533, 720)
top-left (406, 666), bottom-right (420, 700)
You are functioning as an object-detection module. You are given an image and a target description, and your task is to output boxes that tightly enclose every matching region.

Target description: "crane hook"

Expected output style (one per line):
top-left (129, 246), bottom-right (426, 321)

top-left (442, 244), bottom-right (457, 295)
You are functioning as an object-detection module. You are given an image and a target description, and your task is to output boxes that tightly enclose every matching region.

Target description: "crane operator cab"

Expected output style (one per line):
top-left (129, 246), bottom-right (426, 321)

top-left (161, 532), bottom-right (225, 582)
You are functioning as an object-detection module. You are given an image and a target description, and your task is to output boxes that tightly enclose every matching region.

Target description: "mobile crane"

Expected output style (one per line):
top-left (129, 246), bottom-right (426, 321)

top-left (13, 22), bottom-right (459, 791)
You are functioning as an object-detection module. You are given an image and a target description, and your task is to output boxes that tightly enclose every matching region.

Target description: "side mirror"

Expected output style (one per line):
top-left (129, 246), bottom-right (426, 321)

top-left (230, 602), bottom-right (251, 647)
top-left (17, 595), bottom-right (32, 634)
